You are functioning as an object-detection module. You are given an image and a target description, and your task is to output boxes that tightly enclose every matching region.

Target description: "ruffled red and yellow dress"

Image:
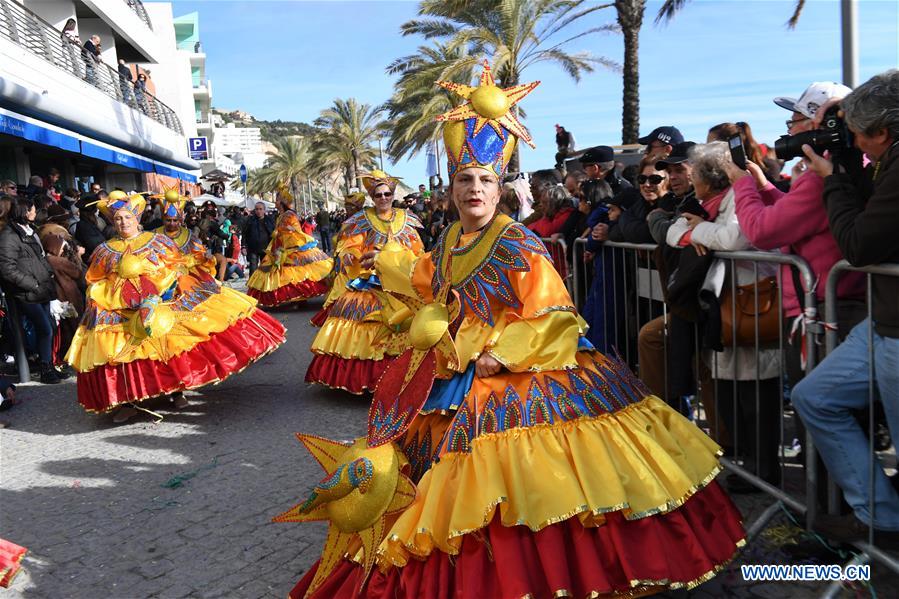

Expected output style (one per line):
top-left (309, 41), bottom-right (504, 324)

top-left (65, 231), bottom-right (286, 412)
top-left (292, 215), bottom-right (745, 598)
top-left (305, 208), bottom-right (423, 394)
top-left (246, 209), bottom-right (333, 307)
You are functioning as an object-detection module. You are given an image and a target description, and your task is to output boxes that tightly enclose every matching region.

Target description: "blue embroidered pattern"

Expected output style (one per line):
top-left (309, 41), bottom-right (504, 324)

top-left (431, 222), bottom-right (549, 326)
top-left (400, 428), bottom-right (436, 483)
top-left (433, 355), bottom-right (648, 456)
top-left (330, 294), bottom-right (381, 322)
top-left (339, 209), bottom-right (423, 250)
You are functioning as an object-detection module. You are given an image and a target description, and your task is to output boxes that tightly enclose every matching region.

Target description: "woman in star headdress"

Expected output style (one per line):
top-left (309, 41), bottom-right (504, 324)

top-left (284, 62), bottom-right (745, 599)
top-left (65, 191), bottom-right (286, 423)
top-left (304, 171), bottom-right (424, 394)
top-left (152, 188), bottom-right (217, 278)
top-left (246, 185), bottom-right (333, 308)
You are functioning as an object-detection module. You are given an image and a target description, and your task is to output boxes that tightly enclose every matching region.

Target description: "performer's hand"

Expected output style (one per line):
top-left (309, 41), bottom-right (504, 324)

top-left (475, 353), bottom-right (503, 378)
top-left (360, 250), bottom-right (379, 270)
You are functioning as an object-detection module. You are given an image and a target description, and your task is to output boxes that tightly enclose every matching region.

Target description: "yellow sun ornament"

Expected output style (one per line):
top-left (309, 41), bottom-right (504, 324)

top-left (436, 61), bottom-right (540, 180)
top-left (274, 435), bottom-right (416, 599)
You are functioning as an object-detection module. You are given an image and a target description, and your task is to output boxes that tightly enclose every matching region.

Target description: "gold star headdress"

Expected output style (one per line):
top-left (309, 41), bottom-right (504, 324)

top-left (436, 60), bottom-right (539, 180)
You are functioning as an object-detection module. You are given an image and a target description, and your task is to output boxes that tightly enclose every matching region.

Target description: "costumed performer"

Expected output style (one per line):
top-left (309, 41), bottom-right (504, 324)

top-left (65, 191), bottom-right (286, 423)
top-left (305, 171), bottom-right (424, 394)
top-left (246, 186), bottom-right (333, 307)
top-left (153, 188), bottom-right (217, 279)
top-left (278, 62), bottom-right (745, 599)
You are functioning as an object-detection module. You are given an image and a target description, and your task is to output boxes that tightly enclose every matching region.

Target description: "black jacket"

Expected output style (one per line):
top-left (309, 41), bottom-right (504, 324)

top-left (242, 214), bottom-right (275, 253)
top-left (610, 193), bottom-right (656, 244)
top-left (824, 141), bottom-right (899, 337)
top-left (0, 223), bottom-right (56, 303)
top-left (75, 217), bottom-right (108, 263)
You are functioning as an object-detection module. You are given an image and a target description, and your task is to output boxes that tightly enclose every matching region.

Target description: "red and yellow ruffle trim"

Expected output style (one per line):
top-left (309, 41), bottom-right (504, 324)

top-left (246, 256), bottom-right (333, 293)
top-left (247, 279), bottom-right (329, 307)
top-left (383, 397), bottom-right (723, 565)
top-left (76, 309), bottom-right (285, 412)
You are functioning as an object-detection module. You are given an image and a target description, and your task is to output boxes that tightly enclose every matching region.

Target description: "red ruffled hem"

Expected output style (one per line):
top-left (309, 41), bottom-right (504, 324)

top-left (248, 280), bottom-right (329, 307)
top-left (76, 310), bottom-right (286, 412)
top-left (0, 538), bottom-right (26, 588)
top-left (310, 304), bottom-right (331, 327)
top-left (304, 354), bottom-right (389, 395)
top-left (291, 481), bottom-right (745, 599)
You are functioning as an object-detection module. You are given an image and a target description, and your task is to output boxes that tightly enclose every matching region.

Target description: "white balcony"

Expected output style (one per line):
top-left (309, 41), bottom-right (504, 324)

top-left (0, 2), bottom-right (197, 169)
top-left (74, 0), bottom-right (163, 62)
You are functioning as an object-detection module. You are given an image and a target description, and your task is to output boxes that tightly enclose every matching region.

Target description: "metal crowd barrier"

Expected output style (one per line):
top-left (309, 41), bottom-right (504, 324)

top-left (821, 260), bottom-right (899, 583)
top-left (572, 238), bottom-right (820, 538)
top-left (0, 0), bottom-right (182, 134)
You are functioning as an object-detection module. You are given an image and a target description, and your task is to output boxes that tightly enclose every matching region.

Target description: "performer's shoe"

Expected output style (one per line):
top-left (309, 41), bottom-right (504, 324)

top-left (112, 405), bottom-right (139, 424)
top-left (171, 393), bottom-right (189, 409)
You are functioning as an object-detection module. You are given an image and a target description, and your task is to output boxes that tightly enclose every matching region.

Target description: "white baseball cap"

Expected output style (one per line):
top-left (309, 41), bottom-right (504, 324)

top-left (773, 82), bottom-right (853, 118)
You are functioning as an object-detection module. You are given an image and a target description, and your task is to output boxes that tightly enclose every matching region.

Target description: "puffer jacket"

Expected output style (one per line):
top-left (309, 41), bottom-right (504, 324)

top-left (0, 222), bottom-right (56, 303)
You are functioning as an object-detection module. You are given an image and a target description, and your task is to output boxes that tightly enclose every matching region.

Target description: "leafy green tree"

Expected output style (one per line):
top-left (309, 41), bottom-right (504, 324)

top-left (314, 98), bottom-right (387, 191)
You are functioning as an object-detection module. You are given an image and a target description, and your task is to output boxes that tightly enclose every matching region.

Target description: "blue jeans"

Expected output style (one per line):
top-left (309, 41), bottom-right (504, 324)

top-left (792, 318), bottom-right (899, 530)
top-left (17, 300), bottom-right (54, 364)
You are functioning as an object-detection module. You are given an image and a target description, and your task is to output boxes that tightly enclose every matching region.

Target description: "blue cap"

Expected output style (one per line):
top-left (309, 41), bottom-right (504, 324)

top-left (638, 126), bottom-right (684, 146)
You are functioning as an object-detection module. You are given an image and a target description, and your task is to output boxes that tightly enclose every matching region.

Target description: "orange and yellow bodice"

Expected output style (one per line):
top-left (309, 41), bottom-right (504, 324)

top-left (376, 215), bottom-right (585, 375)
top-left (154, 225), bottom-right (216, 277)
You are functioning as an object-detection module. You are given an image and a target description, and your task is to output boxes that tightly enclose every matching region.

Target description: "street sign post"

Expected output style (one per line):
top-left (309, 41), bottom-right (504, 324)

top-left (239, 164), bottom-right (248, 207)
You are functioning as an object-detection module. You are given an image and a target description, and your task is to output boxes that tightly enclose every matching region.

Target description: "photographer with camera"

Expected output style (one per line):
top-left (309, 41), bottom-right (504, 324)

top-left (729, 82), bottom-right (865, 386)
top-left (790, 69), bottom-right (899, 546)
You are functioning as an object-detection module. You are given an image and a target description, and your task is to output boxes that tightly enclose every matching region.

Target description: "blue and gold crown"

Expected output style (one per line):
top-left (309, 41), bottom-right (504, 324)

top-left (436, 61), bottom-right (539, 180)
top-left (151, 185), bottom-right (188, 218)
top-left (95, 190), bottom-right (146, 221)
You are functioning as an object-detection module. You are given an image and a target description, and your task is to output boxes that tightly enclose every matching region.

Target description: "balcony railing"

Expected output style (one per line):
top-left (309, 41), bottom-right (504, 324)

top-left (123, 0), bottom-right (153, 31)
top-left (0, 0), bottom-right (182, 135)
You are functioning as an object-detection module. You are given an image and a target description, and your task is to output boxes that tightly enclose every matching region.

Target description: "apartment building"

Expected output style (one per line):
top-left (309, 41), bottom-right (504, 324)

top-left (0, 0), bottom-right (201, 192)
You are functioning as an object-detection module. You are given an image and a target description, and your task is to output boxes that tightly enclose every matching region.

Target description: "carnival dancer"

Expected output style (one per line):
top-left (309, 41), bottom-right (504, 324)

top-left (278, 63), bottom-right (745, 599)
top-left (246, 186), bottom-right (333, 308)
top-left (65, 191), bottom-right (286, 423)
top-left (304, 171), bottom-right (424, 394)
top-left (152, 189), bottom-right (216, 278)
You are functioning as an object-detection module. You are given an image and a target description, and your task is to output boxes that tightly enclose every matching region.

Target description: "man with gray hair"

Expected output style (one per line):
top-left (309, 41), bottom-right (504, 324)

top-left (242, 201), bottom-right (275, 275)
top-left (792, 69), bottom-right (899, 547)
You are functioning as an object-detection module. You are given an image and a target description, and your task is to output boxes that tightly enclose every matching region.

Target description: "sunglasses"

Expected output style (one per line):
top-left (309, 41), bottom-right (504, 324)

top-left (373, 192), bottom-right (393, 199)
top-left (637, 174), bottom-right (666, 185)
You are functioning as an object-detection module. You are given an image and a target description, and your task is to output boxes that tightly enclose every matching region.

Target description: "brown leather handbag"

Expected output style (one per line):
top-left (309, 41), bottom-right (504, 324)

top-left (720, 276), bottom-right (781, 347)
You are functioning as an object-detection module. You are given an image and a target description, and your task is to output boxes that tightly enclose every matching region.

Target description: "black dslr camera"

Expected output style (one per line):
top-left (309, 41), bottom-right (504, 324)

top-left (774, 105), bottom-right (853, 161)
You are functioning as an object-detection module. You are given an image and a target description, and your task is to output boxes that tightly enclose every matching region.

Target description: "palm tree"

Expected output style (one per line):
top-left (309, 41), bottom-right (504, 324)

top-left (263, 136), bottom-right (314, 203)
top-left (385, 41), bottom-right (477, 163)
top-left (615, 0), bottom-right (646, 144)
top-left (396, 0), bottom-right (618, 172)
top-left (314, 98), bottom-right (387, 191)
top-left (656, 0), bottom-right (805, 27)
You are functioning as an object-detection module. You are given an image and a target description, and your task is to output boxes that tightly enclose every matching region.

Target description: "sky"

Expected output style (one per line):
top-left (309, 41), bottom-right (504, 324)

top-left (153, 0), bottom-right (899, 186)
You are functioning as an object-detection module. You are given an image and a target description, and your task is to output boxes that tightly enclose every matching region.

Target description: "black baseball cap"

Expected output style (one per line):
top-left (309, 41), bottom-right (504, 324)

top-left (638, 126), bottom-right (684, 147)
top-left (579, 145), bottom-right (614, 165)
top-left (655, 142), bottom-right (696, 169)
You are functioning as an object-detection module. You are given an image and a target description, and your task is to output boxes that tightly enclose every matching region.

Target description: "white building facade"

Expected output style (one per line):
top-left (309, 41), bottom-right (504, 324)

top-left (0, 0), bottom-right (201, 192)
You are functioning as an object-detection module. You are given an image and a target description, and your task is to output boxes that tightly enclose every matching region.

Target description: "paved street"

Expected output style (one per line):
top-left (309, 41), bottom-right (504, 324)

top-left (1, 295), bottom-right (896, 598)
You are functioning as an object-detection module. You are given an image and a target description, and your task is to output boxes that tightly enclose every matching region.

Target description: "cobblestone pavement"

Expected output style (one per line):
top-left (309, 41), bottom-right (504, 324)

top-left (1, 295), bottom-right (896, 598)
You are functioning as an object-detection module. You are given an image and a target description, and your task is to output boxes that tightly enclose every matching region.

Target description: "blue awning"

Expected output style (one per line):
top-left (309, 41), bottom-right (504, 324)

top-left (154, 161), bottom-right (198, 183)
top-left (0, 110), bottom-right (81, 153)
top-left (80, 140), bottom-right (156, 172)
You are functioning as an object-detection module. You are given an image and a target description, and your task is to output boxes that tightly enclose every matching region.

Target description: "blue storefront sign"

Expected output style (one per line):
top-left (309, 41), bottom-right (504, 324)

top-left (80, 140), bottom-right (155, 172)
top-left (0, 112), bottom-right (81, 153)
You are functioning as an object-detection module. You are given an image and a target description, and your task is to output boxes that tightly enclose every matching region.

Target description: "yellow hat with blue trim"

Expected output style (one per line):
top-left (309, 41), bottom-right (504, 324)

top-left (96, 190), bottom-right (146, 221)
top-left (436, 61), bottom-right (539, 180)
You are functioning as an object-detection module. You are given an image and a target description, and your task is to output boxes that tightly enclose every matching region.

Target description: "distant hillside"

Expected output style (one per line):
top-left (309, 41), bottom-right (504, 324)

top-left (211, 108), bottom-right (316, 142)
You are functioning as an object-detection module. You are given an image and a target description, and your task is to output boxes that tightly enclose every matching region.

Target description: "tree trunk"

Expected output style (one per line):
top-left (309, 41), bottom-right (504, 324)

top-left (351, 149), bottom-right (360, 190)
top-left (617, 1), bottom-right (645, 145)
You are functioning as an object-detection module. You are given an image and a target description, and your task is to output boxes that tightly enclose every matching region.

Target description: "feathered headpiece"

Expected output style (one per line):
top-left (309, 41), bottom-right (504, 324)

top-left (436, 61), bottom-right (539, 180)
top-left (344, 191), bottom-right (366, 210)
top-left (360, 170), bottom-right (401, 197)
top-left (96, 190), bottom-right (146, 221)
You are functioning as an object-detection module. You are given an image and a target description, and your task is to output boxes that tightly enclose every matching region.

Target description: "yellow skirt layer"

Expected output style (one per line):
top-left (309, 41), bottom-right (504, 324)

top-left (381, 397), bottom-right (723, 565)
top-left (310, 317), bottom-right (397, 360)
top-left (246, 256), bottom-right (333, 293)
top-left (67, 286), bottom-right (262, 372)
